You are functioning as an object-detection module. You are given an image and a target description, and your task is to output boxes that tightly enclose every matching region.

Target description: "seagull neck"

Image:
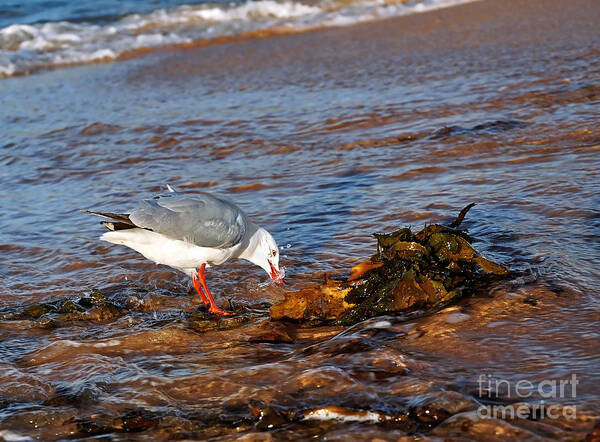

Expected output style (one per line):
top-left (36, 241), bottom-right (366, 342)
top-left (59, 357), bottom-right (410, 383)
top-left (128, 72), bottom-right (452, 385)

top-left (236, 222), bottom-right (263, 263)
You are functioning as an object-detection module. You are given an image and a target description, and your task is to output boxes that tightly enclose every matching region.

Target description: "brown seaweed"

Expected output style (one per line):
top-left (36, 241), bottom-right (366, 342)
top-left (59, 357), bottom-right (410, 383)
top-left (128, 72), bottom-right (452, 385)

top-left (270, 204), bottom-right (509, 325)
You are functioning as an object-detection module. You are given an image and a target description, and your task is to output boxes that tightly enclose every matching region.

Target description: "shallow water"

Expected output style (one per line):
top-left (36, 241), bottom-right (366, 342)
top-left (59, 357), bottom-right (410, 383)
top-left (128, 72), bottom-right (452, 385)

top-left (1, 0), bottom-right (599, 439)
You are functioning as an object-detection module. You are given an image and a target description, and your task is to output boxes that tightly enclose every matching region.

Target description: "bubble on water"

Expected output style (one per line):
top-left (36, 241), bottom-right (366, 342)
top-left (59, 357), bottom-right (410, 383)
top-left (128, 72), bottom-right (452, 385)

top-left (258, 266), bottom-right (286, 288)
top-left (275, 266), bottom-right (286, 282)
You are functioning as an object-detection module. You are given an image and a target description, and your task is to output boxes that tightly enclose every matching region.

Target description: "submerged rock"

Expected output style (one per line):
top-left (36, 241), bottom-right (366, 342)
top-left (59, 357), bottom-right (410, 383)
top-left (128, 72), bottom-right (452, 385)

top-left (75, 409), bottom-right (160, 436)
top-left (409, 391), bottom-right (478, 427)
top-left (188, 310), bottom-right (255, 332)
top-left (271, 204), bottom-right (509, 325)
top-left (0, 290), bottom-right (126, 326)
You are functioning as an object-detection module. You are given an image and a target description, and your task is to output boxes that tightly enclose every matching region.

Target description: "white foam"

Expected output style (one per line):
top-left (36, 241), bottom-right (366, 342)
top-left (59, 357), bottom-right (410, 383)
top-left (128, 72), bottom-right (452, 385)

top-left (90, 48), bottom-right (117, 60)
top-left (93, 339), bottom-right (122, 348)
top-left (445, 312), bottom-right (471, 324)
top-left (369, 320), bottom-right (392, 328)
top-left (0, 59), bottom-right (16, 76)
top-left (258, 265), bottom-right (286, 287)
top-left (303, 408), bottom-right (391, 423)
top-left (0, 430), bottom-right (30, 442)
top-left (58, 339), bottom-right (83, 347)
top-left (0, 0), bottom-right (476, 78)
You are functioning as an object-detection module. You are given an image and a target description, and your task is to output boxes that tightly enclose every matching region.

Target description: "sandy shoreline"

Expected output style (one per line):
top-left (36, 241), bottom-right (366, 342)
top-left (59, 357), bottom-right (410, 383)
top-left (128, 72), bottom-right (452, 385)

top-left (134, 0), bottom-right (599, 82)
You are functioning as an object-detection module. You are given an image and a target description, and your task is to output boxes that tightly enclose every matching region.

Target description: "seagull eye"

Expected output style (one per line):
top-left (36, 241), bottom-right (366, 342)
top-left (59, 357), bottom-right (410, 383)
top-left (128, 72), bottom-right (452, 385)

top-left (271, 249), bottom-right (277, 257)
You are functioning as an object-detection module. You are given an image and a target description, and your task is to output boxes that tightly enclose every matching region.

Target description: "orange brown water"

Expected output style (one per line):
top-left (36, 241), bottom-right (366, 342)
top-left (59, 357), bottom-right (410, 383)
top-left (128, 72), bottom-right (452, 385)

top-left (0, 0), bottom-right (599, 439)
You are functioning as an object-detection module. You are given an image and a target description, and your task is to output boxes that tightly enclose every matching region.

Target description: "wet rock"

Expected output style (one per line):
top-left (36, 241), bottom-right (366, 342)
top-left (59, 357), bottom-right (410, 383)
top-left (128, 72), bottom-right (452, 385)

top-left (0, 302), bottom-right (58, 321)
top-left (43, 387), bottom-right (98, 408)
top-left (79, 289), bottom-right (107, 307)
top-left (432, 413), bottom-right (539, 440)
top-left (248, 322), bottom-right (294, 343)
top-left (114, 410), bottom-right (161, 432)
top-left (61, 302), bottom-right (125, 323)
top-left (283, 367), bottom-right (358, 400)
top-left (0, 289), bottom-right (127, 327)
top-left (270, 204), bottom-right (509, 325)
top-left (76, 409), bottom-right (160, 436)
top-left (0, 408), bottom-right (79, 440)
top-left (522, 294), bottom-right (538, 306)
top-left (188, 311), bottom-right (254, 332)
top-left (87, 303), bottom-right (125, 322)
top-left (409, 391), bottom-right (478, 428)
top-left (411, 403), bottom-right (451, 427)
top-left (149, 415), bottom-right (204, 440)
top-left (21, 303), bottom-right (56, 318)
top-left (249, 404), bottom-right (292, 431)
top-left (58, 300), bottom-right (85, 313)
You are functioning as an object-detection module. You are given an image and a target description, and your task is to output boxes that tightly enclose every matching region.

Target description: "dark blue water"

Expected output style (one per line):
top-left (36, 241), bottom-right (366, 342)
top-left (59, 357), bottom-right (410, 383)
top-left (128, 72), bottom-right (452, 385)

top-left (0, 0), bottom-right (214, 27)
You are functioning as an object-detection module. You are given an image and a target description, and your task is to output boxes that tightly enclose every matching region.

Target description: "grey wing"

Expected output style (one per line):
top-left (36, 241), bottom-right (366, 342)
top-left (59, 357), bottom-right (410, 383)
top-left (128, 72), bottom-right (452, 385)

top-left (129, 193), bottom-right (247, 248)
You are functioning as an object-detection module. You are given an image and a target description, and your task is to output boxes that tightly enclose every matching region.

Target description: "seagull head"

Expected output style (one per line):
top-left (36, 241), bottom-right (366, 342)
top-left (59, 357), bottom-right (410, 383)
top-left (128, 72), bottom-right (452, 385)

top-left (248, 227), bottom-right (285, 285)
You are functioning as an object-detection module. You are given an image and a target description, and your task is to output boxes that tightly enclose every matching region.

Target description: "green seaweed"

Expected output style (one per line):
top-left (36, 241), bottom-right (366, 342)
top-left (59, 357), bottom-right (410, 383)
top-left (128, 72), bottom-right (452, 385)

top-left (337, 205), bottom-right (509, 324)
top-left (272, 204), bottom-right (510, 325)
top-left (59, 300), bottom-right (85, 314)
top-left (21, 303), bottom-right (57, 319)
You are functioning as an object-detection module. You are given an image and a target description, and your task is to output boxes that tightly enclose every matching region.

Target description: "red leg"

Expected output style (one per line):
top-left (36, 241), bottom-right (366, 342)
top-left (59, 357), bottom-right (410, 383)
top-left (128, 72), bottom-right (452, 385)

top-left (197, 264), bottom-right (234, 316)
top-left (191, 274), bottom-right (210, 307)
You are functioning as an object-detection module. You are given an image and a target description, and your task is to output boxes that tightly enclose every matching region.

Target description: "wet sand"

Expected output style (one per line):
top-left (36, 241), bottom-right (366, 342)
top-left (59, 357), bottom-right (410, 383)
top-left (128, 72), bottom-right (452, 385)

top-left (135, 0), bottom-right (599, 80)
top-left (0, 0), bottom-right (599, 439)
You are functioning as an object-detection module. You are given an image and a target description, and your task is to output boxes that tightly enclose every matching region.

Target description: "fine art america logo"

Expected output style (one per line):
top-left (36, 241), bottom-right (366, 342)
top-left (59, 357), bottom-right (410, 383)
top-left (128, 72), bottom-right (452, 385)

top-left (477, 374), bottom-right (578, 419)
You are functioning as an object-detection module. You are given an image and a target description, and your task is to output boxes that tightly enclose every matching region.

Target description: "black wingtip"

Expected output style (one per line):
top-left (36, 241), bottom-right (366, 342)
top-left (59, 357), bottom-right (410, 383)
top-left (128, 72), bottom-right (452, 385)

top-left (100, 220), bottom-right (136, 231)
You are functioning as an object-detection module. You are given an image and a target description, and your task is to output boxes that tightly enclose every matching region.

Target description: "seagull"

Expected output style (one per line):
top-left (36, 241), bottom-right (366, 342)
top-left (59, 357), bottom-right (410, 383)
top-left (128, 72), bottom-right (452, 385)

top-left (86, 188), bottom-right (283, 316)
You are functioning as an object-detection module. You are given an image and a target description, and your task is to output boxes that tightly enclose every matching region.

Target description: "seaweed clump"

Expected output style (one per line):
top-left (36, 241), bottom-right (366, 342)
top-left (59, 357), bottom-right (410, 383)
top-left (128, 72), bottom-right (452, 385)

top-left (270, 204), bottom-right (509, 325)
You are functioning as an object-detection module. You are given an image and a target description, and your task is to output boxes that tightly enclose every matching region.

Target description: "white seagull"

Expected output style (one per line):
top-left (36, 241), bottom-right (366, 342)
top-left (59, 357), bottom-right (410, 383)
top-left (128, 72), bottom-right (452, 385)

top-left (87, 189), bottom-right (283, 315)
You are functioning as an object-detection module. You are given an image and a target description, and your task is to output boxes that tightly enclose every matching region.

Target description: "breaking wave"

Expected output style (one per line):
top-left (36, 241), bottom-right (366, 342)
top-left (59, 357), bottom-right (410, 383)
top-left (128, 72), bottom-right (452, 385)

top-left (0, 0), bottom-right (474, 78)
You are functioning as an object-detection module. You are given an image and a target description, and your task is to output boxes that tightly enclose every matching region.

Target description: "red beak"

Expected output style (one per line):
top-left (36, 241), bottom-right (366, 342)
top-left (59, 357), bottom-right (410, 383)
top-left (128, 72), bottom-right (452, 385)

top-left (269, 261), bottom-right (285, 285)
